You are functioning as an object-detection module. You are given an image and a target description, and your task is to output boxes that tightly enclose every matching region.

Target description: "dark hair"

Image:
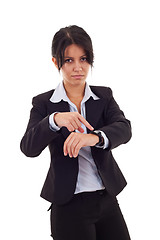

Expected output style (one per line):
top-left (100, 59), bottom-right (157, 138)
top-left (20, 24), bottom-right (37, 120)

top-left (51, 25), bottom-right (94, 70)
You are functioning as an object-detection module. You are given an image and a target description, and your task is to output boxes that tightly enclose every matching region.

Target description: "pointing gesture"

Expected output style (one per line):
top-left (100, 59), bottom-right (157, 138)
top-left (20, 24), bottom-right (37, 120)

top-left (54, 112), bottom-right (94, 133)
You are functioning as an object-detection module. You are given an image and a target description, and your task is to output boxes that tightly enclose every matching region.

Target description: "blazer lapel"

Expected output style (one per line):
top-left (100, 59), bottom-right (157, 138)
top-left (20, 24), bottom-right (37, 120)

top-left (47, 99), bottom-right (70, 115)
top-left (85, 97), bottom-right (106, 131)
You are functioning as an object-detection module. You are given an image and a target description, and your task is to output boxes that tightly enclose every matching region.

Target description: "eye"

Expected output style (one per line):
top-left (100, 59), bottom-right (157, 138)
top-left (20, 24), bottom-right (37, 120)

top-left (64, 58), bottom-right (73, 63)
top-left (81, 57), bottom-right (87, 62)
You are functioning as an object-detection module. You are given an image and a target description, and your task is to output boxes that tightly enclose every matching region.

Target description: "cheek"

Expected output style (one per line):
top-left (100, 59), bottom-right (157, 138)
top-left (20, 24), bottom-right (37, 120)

top-left (61, 65), bottom-right (68, 74)
top-left (84, 64), bottom-right (90, 74)
top-left (61, 66), bottom-right (72, 79)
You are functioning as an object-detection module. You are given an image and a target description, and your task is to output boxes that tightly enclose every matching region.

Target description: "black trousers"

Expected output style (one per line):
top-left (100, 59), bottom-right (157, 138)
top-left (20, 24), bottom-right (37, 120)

top-left (50, 190), bottom-right (131, 240)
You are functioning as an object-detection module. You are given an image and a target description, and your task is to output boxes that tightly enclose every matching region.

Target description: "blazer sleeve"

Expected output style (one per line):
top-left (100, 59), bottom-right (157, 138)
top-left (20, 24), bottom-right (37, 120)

top-left (98, 88), bottom-right (132, 151)
top-left (20, 95), bottom-right (60, 157)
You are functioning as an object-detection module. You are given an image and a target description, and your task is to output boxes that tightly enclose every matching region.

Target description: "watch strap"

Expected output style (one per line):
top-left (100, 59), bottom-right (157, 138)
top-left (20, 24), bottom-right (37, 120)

top-left (90, 130), bottom-right (104, 146)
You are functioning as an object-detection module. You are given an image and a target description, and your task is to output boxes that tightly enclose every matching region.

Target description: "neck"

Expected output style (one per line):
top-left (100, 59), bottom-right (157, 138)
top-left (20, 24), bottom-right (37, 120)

top-left (63, 81), bottom-right (86, 100)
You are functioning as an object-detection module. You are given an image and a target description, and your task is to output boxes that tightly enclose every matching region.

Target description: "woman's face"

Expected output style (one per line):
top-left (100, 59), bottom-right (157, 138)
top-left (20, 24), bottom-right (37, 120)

top-left (60, 44), bottom-right (90, 87)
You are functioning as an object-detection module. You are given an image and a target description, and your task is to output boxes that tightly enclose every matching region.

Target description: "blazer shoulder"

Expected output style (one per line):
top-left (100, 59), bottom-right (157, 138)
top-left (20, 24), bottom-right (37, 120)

top-left (32, 89), bottom-right (55, 104)
top-left (90, 85), bottom-right (113, 99)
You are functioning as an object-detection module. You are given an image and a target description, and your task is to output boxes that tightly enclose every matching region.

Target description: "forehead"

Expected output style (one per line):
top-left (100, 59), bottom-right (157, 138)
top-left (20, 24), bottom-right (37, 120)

top-left (64, 44), bottom-right (86, 57)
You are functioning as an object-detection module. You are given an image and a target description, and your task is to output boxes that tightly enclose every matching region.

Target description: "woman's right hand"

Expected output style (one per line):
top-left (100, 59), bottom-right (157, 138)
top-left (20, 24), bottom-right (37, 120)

top-left (54, 112), bottom-right (94, 133)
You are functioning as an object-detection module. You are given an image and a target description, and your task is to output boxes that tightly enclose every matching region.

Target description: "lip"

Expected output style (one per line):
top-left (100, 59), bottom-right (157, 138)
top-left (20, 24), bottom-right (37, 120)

top-left (71, 75), bottom-right (84, 79)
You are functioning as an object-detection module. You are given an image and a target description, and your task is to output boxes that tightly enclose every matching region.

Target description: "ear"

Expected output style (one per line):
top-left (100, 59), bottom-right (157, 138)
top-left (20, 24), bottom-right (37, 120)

top-left (52, 57), bottom-right (59, 69)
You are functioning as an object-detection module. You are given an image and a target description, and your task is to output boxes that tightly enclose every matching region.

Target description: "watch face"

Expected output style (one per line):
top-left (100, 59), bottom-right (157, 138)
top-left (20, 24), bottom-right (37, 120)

top-left (91, 131), bottom-right (103, 146)
top-left (95, 131), bottom-right (102, 144)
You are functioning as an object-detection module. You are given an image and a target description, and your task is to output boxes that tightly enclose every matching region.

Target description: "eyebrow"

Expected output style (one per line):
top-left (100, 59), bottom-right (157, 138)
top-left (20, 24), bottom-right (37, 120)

top-left (64, 54), bottom-right (87, 59)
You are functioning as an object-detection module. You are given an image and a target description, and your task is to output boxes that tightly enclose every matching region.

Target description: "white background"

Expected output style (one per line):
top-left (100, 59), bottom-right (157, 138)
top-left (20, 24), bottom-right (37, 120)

top-left (0, 0), bottom-right (160, 239)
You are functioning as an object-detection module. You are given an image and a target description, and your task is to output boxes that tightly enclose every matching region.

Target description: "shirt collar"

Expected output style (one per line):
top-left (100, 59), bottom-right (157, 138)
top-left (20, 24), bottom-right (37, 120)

top-left (50, 81), bottom-right (99, 104)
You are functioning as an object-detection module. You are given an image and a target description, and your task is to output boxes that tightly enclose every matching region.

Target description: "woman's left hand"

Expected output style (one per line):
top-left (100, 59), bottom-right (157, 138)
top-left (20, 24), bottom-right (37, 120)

top-left (63, 132), bottom-right (99, 158)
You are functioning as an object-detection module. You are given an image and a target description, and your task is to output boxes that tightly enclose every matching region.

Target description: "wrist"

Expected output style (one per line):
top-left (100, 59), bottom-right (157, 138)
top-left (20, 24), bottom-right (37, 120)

top-left (54, 113), bottom-right (59, 126)
top-left (90, 130), bottom-right (104, 147)
top-left (90, 134), bottom-right (99, 145)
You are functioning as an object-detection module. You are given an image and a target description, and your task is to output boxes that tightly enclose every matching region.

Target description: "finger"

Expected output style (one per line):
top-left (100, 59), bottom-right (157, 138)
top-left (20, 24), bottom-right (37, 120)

top-left (70, 139), bottom-right (80, 158)
top-left (67, 137), bottom-right (76, 158)
top-left (67, 119), bottom-right (83, 132)
top-left (73, 117), bottom-right (84, 133)
top-left (73, 141), bottom-right (83, 158)
top-left (67, 124), bottom-right (75, 132)
top-left (72, 117), bottom-right (84, 133)
top-left (63, 134), bottom-right (72, 156)
top-left (63, 133), bottom-right (76, 157)
top-left (78, 115), bottom-right (94, 131)
top-left (71, 119), bottom-right (82, 132)
top-left (77, 126), bottom-right (84, 133)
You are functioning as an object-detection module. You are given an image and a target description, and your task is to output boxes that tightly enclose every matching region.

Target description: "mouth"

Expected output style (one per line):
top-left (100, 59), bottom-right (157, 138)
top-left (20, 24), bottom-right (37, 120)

top-left (71, 75), bottom-right (84, 79)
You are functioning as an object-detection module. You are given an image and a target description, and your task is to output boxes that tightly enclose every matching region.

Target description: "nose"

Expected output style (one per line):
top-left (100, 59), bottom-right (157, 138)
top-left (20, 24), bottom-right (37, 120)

top-left (73, 61), bottom-right (82, 72)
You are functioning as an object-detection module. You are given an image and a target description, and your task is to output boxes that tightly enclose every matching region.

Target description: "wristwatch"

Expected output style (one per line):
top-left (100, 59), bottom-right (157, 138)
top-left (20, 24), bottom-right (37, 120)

top-left (90, 130), bottom-right (104, 147)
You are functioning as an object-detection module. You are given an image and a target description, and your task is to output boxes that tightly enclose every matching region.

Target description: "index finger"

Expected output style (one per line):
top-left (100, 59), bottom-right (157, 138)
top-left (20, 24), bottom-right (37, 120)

top-left (78, 114), bottom-right (94, 131)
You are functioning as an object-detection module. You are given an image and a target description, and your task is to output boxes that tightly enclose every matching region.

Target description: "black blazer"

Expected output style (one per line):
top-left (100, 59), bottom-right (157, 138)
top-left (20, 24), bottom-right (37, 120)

top-left (20, 86), bottom-right (132, 205)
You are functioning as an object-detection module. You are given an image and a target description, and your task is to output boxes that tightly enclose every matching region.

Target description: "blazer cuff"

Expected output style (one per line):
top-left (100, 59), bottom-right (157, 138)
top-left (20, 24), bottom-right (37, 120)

top-left (49, 113), bottom-right (60, 131)
top-left (95, 130), bottom-right (109, 149)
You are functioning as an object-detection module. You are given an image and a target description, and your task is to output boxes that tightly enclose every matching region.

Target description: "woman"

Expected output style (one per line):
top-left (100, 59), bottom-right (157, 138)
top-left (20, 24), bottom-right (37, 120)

top-left (20, 25), bottom-right (132, 240)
